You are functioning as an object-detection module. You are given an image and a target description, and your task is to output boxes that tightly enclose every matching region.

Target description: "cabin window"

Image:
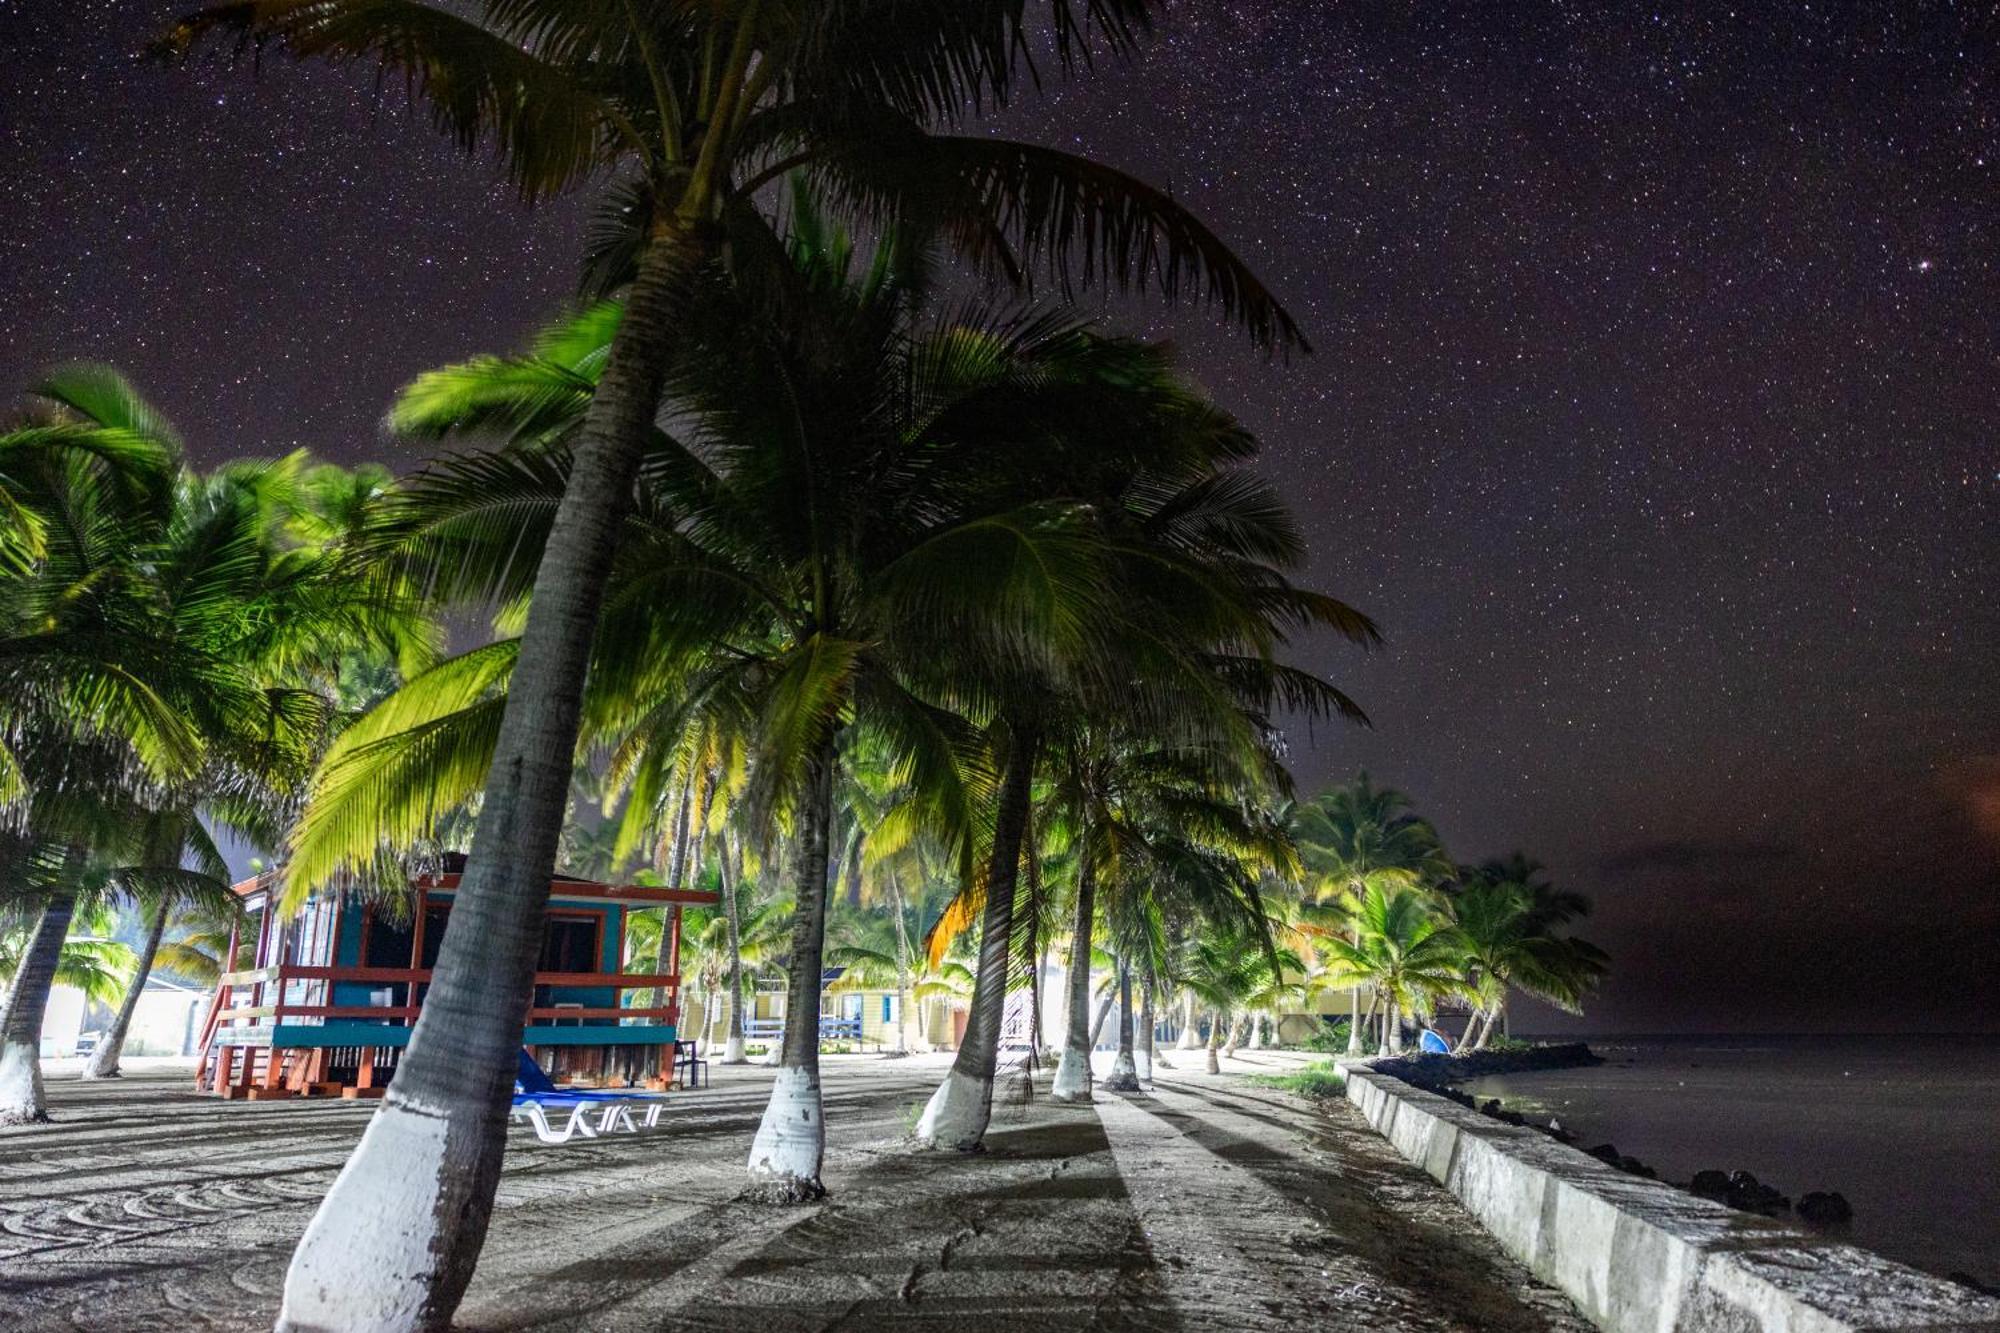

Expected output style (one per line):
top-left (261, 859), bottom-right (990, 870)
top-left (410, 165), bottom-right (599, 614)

top-left (364, 911), bottom-right (416, 969)
top-left (539, 915), bottom-right (601, 974)
top-left (419, 903), bottom-right (451, 969)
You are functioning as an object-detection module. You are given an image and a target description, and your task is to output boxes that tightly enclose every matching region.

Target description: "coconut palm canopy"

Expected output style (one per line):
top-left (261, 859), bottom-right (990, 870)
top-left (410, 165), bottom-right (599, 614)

top-left (0, 10), bottom-right (1605, 1323)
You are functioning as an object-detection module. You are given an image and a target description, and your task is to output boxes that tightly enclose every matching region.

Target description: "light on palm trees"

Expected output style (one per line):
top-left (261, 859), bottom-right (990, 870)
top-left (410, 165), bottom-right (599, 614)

top-left (159, 3), bottom-right (1308, 1317)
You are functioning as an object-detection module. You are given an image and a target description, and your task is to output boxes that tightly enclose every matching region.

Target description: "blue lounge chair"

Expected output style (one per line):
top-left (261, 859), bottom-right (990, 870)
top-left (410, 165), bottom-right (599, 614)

top-left (512, 1050), bottom-right (670, 1135)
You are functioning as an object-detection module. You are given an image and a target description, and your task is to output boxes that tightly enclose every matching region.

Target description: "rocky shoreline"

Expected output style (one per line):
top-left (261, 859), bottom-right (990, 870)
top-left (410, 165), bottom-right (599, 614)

top-left (1352, 1043), bottom-right (1952, 1281)
top-left (1364, 1042), bottom-right (1604, 1087)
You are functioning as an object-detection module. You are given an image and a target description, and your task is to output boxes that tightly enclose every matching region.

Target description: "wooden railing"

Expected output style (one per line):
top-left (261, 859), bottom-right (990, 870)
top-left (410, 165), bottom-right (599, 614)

top-left (207, 964), bottom-right (683, 1035)
top-left (741, 1016), bottom-right (864, 1042)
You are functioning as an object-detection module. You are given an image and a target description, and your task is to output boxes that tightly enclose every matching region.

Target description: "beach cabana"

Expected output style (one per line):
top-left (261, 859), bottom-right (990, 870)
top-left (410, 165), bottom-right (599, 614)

top-left (195, 854), bottom-right (717, 1098)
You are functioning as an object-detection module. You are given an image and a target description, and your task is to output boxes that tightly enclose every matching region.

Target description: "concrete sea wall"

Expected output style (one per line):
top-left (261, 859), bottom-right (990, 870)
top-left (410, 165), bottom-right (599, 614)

top-left (1343, 1066), bottom-right (2000, 1332)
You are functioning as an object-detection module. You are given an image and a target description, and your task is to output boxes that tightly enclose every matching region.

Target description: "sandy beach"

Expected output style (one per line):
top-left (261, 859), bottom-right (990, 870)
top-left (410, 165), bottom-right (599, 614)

top-left (0, 1052), bottom-right (1588, 1332)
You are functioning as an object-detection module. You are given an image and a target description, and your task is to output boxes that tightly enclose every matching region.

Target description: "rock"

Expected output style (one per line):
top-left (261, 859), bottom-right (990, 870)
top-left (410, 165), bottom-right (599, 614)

top-left (1690, 1169), bottom-right (1731, 1201)
top-left (1797, 1191), bottom-right (1853, 1227)
top-left (1724, 1170), bottom-right (1790, 1216)
top-left (1482, 1099), bottom-right (1503, 1115)
top-left (1618, 1156), bottom-right (1657, 1179)
top-left (1586, 1143), bottom-right (1622, 1167)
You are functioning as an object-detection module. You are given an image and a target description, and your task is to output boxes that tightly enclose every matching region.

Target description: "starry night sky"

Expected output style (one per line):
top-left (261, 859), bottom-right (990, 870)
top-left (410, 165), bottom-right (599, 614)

top-left (4, 3), bottom-right (1995, 1033)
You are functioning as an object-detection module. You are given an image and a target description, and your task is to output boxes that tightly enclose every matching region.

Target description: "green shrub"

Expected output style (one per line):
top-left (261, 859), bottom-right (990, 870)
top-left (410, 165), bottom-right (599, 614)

top-left (1250, 1059), bottom-right (1346, 1101)
top-left (1301, 1019), bottom-right (1352, 1053)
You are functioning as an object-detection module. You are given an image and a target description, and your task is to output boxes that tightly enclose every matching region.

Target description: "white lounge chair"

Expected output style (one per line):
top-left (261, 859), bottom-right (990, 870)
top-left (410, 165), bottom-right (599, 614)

top-left (514, 1100), bottom-right (604, 1144)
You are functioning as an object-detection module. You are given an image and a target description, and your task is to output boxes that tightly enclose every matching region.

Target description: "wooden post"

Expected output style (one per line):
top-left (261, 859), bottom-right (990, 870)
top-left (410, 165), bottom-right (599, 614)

top-left (355, 1047), bottom-right (377, 1090)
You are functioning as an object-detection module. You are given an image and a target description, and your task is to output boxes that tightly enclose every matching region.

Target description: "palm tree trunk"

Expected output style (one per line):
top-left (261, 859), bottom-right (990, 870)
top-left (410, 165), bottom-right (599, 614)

top-left (1050, 847), bottom-right (1097, 1102)
top-left (720, 837), bottom-right (748, 1064)
top-left (1205, 1008), bottom-right (1225, 1074)
top-left (1382, 998), bottom-right (1401, 1055)
top-left (84, 898), bottom-right (169, 1079)
top-left (0, 884), bottom-right (78, 1125)
top-left (1175, 991), bottom-right (1202, 1049)
top-left (746, 743), bottom-right (835, 1201)
top-left (915, 724), bottom-right (1038, 1150)
top-left (276, 230), bottom-right (703, 1333)
top-left (1221, 1011), bottom-right (1250, 1059)
top-left (1104, 963), bottom-right (1139, 1091)
top-left (1246, 1009), bottom-right (1266, 1051)
top-left (889, 870), bottom-right (913, 1056)
top-left (1087, 990), bottom-right (1115, 1046)
top-left (1137, 968), bottom-right (1159, 1078)
top-left (644, 772), bottom-right (696, 1011)
top-left (839, 824), bottom-right (863, 909)
top-left (1346, 982), bottom-right (1364, 1055)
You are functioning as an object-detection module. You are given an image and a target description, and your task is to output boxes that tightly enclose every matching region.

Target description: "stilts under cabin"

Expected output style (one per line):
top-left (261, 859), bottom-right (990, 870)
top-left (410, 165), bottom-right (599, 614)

top-left (195, 854), bottom-right (717, 1100)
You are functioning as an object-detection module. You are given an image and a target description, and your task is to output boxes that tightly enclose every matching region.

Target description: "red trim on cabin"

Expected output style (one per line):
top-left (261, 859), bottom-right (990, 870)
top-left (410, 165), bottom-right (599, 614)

top-left (229, 870), bottom-right (718, 907)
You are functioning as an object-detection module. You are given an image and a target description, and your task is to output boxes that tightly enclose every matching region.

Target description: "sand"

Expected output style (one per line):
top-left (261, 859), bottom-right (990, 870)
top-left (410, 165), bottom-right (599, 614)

top-left (0, 1051), bottom-right (1589, 1331)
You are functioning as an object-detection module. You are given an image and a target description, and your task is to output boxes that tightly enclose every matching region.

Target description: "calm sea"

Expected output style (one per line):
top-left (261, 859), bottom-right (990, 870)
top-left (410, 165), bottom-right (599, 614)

top-left (1461, 1034), bottom-right (2000, 1284)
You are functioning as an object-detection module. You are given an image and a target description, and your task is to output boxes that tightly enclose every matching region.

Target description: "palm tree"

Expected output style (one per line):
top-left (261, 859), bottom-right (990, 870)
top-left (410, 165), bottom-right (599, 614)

top-left (159, 4), bottom-right (1304, 1318)
top-left (0, 904), bottom-right (135, 1011)
top-left (1293, 775), bottom-right (1452, 1053)
top-left (1317, 882), bottom-right (1465, 1055)
top-left (1176, 929), bottom-right (1264, 1075)
top-left (294, 211), bottom-right (1316, 1196)
top-left (0, 371), bottom-right (398, 1123)
top-left (914, 388), bottom-right (1371, 1146)
top-left (1449, 860), bottom-right (1607, 1048)
top-left (82, 812), bottom-right (240, 1079)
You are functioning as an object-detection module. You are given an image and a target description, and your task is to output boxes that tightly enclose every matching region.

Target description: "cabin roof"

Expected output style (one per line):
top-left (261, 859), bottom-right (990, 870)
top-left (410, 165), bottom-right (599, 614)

top-left (230, 856), bottom-right (718, 907)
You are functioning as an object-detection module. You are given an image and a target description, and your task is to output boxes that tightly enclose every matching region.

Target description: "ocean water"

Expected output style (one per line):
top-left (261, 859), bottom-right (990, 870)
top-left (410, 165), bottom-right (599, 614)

top-left (1460, 1034), bottom-right (2000, 1284)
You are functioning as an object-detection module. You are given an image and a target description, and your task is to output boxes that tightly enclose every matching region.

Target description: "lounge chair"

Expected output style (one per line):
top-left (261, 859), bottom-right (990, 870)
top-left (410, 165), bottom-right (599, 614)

top-left (513, 1098), bottom-right (620, 1144)
top-left (512, 1050), bottom-right (671, 1135)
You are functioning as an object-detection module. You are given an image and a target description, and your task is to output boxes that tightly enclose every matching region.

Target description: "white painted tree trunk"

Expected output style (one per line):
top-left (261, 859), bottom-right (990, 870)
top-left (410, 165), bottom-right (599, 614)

top-left (1051, 1041), bottom-right (1093, 1101)
top-left (1175, 991), bottom-right (1202, 1049)
top-left (1246, 1011), bottom-right (1266, 1051)
top-left (1205, 1010), bottom-right (1224, 1074)
top-left (917, 727), bottom-right (1037, 1152)
top-left (0, 885), bottom-right (77, 1125)
top-left (744, 748), bottom-right (833, 1202)
top-left (0, 1039), bottom-right (43, 1128)
top-left (1347, 984), bottom-right (1364, 1054)
top-left (1221, 1012), bottom-right (1250, 1059)
top-left (746, 1065), bottom-right (823, 1196)
top-left (277, 1096), bottom-right (457, 1331)
top-left (277, 228), bottom-right (709, 1330)
top-left (1103, 965), bottom-right (1139, 1091)
top-left (1050, 853), bottom-right (1098, 1103)
top-left (914, 1066), bottom-right (991, 1150)
top-left (1106, 1048), bottom-right (1138, 1087)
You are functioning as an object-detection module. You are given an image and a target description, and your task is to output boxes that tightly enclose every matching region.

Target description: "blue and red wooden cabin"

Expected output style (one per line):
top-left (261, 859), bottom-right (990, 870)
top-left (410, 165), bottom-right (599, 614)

top-left (196, 854), bottom-right (717, 1099)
